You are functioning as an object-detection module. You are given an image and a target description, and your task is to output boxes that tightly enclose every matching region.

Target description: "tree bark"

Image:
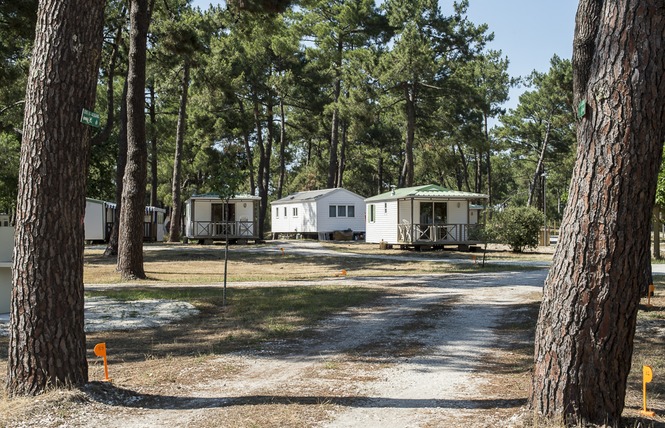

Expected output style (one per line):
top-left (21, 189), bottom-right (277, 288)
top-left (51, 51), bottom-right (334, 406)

top-left (104, 78), bottom-right (128, 258)
top-left (527, 119), bottom-right (551, 207)
top-left (148, 83), bottom-right (158, 208)
top-left (91, 9), bottom-right (125, 147)
top-left (7, 0), bottom-right (105, 396)
top-left (530, 1), bottom-right (665, 424)
top-left (327, 38), bottom-right (343, 189)
top-left (237, 98), bottom-right (255, 195)
top-left (118, 0), bottom-right (150, 279)
top-left (484, 114), bottom-right (493, 217)
top-left (169, 60), bottom-right (190, 243)
top-left (277, 97), bottom-right (286, 199)
top-left (336, 120), bottom-right (347, 188)
top-left (400, 83), bottom-right (415, 188)
top-left (253, 96), bottom-right (269, 238)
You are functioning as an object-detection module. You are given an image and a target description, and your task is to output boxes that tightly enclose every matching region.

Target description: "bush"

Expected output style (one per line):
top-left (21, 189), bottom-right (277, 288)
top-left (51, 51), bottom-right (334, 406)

top-left (490, 206), bottom-right (543, 252)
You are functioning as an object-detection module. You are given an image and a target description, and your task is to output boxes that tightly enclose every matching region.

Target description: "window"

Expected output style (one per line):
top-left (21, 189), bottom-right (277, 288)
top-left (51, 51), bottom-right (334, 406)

top-left (275, 207), bottom-right (279, 218)
top-left (329, 204), bottom-right (355, 218)
top-left (384, 203), bottom-right (387, 214)
top-left (293, 207), bottom-right (299, 217)
top-left (284, 207), bottom-right (287, 217)
top-left (368, 204), bottom-right (376, 223)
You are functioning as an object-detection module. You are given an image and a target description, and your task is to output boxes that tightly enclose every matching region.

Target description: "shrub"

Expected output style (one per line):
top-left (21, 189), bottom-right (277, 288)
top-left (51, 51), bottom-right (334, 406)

top-left (490, 206), bottom-right (543, 252)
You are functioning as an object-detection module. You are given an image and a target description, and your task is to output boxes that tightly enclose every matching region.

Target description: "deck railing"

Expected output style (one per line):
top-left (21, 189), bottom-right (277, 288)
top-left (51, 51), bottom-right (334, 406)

top-left (397, 223), bottom-right (484, 244)
top-left (191, 220), bottom-right (256, 239)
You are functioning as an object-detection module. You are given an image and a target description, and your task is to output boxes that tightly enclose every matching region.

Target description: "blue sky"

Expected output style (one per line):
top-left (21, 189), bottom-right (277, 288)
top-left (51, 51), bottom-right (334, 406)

top-left (456, 0), bottom-right (577, 111)
top-left (191, 0), bottom-right (578, 113)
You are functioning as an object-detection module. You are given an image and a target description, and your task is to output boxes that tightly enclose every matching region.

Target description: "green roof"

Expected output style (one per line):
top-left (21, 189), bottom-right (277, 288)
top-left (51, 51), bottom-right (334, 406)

top-left (364, 184), bottom-right (488, 202)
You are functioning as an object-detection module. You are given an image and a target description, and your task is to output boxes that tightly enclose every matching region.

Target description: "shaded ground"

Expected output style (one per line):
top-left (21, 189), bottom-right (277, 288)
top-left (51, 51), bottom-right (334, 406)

top-left (0, 242), bottom-right (663, 427)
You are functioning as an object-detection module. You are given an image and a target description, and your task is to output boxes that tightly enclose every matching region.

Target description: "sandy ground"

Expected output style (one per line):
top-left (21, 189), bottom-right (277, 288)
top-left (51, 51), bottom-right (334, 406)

top-left (58, 270), bottom-right (545, 428)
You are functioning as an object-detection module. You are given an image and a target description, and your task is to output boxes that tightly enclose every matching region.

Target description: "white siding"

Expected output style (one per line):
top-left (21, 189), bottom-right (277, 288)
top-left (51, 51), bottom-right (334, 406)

top-left (448, 200), bottom-right (468, 224)
top-left (0, 227), bottom-right (13, 262)
top-left (84, 199), bottom-right (106, 241)
top-left (0, 226), bottom-right (13, 313)
top-left (366, 200), bottom-right (398, 243)
top-left (469, 209), bottom-right (480, 225)
top-left (271, 202), bottom-right (311, 233)
top-left (316, 190), bottom-right (366, 233)
top-left (271, 204), bottom-right (289, 234)
top-left (271, 189), bottom-right (365, 235)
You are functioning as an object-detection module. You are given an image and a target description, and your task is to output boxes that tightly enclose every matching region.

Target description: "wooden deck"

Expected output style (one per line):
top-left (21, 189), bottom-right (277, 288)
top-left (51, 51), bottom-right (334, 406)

top-left (397, 223), bottom-right (483, 250)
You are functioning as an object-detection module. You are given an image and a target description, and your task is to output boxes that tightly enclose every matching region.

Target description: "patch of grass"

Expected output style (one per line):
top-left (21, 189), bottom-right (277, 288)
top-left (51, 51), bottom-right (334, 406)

top-left (85, 285), bottom-right (386, 353)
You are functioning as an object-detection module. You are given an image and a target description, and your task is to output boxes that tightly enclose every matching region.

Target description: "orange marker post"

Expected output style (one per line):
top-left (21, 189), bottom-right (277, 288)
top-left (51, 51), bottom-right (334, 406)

top-left (641, 365), bottom-right (655, 417)
top-left (646, 284), bottom-right (655, 307)
top-left (94, 342), bottom-right (112, 382)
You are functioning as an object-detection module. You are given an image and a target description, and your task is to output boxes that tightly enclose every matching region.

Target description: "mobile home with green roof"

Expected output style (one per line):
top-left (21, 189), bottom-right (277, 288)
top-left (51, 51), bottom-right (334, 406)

top-left (365, 184), bottom-right (487, 249)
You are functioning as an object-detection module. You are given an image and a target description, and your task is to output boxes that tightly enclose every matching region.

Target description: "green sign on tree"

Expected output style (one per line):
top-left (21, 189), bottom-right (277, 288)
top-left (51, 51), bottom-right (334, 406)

top-left (80, 108), bottom-right (100, 128)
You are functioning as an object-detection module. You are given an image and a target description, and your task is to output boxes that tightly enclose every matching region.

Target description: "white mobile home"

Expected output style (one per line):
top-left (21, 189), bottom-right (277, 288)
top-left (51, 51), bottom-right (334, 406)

top-left (0, 225), bottom-right (13, 313)
top-left (85, 199), bottom-right (165, 243)
top-left (144, 205), bottom-right (166, 242)
top-left (365, 184), bottom-right (488, 249)
top-left (185, 194), bottom-right (261, 243)
top-left (84, 198), bottom-right (116, 242)
top-left (271, 188), bottom-right (366, 240)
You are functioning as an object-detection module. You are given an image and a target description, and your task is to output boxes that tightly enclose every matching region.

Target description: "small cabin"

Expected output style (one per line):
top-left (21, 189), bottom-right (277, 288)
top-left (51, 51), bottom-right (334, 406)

top-left (0, 225), bottom-right (13, 313)
top-left (185, 194), bottom-right (261, 244)
top-left (85, 199), bottom-right (165, 243)
top-left (84, 198), bottom-right (116, 243)
top-left (271, 188), bottom-right (366, 240)
top-left (365, 184), bottom-right (488, 250)
top-left (144, 206), bottom-right (166, 242)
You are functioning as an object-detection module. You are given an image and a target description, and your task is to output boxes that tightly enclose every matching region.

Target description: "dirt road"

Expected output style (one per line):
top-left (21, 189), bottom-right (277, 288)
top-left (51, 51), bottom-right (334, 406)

top-left (83, 270), bottom-right (544, 428)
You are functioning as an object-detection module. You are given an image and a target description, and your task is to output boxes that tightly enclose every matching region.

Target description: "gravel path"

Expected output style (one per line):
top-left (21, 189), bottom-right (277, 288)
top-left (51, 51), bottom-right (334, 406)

top-left (96, 270), bottom-right (545, 428)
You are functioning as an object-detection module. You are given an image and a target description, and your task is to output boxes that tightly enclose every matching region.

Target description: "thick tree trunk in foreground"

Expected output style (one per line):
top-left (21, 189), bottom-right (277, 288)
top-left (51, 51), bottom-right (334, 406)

top-left (7, 0), bottom-right (105, 395)
top-left (118, 0), bottom-right (149, 279)
top-left (530, 0), bottom-right (665, 424)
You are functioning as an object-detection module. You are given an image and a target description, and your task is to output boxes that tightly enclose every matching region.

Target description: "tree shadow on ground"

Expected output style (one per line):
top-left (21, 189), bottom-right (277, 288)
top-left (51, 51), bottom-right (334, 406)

top-left (83, 382), bottom-right (527, 411)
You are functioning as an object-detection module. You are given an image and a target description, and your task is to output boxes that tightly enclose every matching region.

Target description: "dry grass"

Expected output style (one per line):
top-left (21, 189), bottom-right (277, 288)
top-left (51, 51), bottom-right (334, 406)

top-left (83, 243), bottom-right (540, 285)
top-left (1, 244), bottom-right (663, 427)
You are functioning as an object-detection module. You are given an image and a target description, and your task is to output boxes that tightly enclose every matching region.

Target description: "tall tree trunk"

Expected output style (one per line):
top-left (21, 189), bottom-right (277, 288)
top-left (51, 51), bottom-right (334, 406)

top-left (484, 114), bottom-right (493, 218)
top-left (277, 97), bottom-right (286, 199)
top-left (527, 120), bottom-right (552, 207)
top-left (118, 0), bottom-right (150, 280)
top-left (104, 78), bottom-right (129, 257)
top-left (530, 0), bottom-right (665, 424)
top-left (456, 143), bottom-right (471, 191)
top-left (336, 120), bottom-right (347, 188)
top-left (400, 83), bottom-right (416, 188)
top-left (7, 0), bottom-right (105, 396)
top-left (237, 98), bottom-right (255, 195)
top-left (169, 60), bottom-right (190, 243)
top-left (92, 9), bottom-right (125, 147)
top-left (148, 82), bottom-right (158, 207)
top-left (327, 38), bottom-right (343, 189)
top-left (377, 152), bottom-right (383, 195)
top-left (253, 96), bottom-right (267, 238)
top-left (474, 149), bottom-right (482, 194)
top-left (262, 94), bottom-right (274, 236)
